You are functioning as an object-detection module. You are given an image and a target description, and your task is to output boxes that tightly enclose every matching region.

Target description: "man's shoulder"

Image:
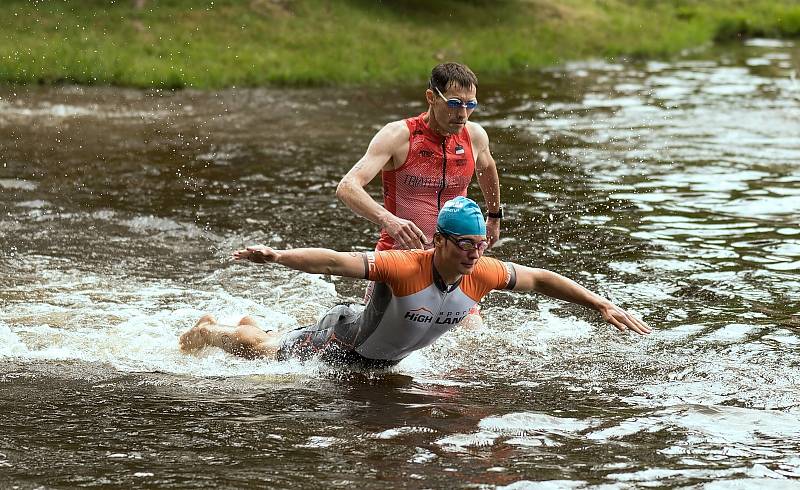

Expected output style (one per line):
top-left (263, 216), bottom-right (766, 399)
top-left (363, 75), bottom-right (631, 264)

top-left (472, 255), bottom-right (510, 278)
top-left (467, 256), bottom-right (515, 290)
top-left (474, 255), bottom-right (503, 268)
top-left (369, 249), bottom-right (432, 282)
top-left (375, 248), bottom-right (432, 262)
top-left (374, 120), bottom-right (411, 148)
top-left (382, 119), bottom-right (412, 136)
top-left (466, 121), bottom-right (489, 142)
top-left (374, 249), bottom-right (431, 269)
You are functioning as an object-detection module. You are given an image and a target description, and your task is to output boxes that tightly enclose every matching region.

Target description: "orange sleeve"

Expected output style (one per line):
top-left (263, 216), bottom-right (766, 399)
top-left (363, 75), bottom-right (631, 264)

top-left (460, 257), bottom-right (516, 302)
top-left (366, 250), bottom-right (433, 297)
top-left (367, 250), bottom-right (405, 283)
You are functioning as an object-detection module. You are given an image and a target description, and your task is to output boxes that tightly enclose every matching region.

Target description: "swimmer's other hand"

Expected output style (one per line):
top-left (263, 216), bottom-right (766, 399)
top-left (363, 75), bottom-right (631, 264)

top-left (597, 301), bottom-right (651, 335)
top-left (233, 245), bottom-right (279, 264)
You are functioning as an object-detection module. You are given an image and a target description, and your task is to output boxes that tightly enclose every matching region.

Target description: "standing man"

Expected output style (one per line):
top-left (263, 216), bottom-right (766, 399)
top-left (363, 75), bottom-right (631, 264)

top-left (336, 62), bottom-right (502, 251)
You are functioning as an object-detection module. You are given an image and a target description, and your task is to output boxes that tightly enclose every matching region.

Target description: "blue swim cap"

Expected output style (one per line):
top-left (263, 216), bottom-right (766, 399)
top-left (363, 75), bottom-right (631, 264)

top-left (437, 197), bottom-right (486, 236)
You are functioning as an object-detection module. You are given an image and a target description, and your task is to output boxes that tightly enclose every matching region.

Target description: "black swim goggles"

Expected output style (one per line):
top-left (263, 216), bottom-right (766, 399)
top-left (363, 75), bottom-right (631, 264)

top-left (439, 232), bottom-right (489, 252)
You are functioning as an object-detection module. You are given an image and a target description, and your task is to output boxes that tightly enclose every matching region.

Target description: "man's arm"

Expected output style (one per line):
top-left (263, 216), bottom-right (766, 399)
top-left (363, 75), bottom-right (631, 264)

top-left (512, 264), bottom-right (651, 335)
top-left (233, 246), bottom-right (367, 279)
top-left (470, 123), bottom-right (501, 247)
top-left (336, 121), bottom-right (427, 249)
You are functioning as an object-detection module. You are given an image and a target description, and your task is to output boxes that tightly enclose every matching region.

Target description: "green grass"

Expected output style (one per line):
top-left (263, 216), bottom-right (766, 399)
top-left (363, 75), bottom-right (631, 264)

top-left (1, 0), bottom-right (799, 89)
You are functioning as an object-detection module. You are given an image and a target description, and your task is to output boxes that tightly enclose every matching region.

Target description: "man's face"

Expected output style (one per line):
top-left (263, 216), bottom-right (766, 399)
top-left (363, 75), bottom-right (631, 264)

top-left (427, 83), bottom-right (477, 135)
top-left (437, 233), bottom-right (487, 274)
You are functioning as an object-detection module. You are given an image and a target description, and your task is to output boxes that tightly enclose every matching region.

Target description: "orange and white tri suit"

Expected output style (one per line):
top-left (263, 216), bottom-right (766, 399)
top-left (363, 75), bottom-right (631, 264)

top-left (276, 249), bottom-right (517, 368)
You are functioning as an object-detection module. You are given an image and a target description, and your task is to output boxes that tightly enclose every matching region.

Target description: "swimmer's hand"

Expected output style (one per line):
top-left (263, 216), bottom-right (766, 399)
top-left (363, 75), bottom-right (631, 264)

top-left (597, 301), bottom-right (651, 335)
top-left (233, 245), bottom-right (279, 264)
top-left (382, 215), bottom-right (428, 250)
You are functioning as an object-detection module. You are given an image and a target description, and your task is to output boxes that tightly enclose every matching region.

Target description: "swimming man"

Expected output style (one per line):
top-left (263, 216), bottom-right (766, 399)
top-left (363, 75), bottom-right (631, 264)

top-left (179, 197), bottom-right (650, 368)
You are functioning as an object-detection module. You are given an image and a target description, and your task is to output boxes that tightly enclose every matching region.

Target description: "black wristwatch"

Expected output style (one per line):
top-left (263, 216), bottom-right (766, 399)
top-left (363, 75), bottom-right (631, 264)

top-left (487, 207), bottom-right (503, 219)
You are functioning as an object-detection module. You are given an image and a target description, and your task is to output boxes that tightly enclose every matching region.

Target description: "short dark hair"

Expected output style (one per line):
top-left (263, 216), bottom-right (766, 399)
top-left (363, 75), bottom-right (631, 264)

top-left (429, 62), bottom-right (478, 93)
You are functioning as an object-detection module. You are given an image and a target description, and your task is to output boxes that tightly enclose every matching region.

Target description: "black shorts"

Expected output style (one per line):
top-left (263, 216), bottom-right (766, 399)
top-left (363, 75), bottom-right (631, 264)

top-left (275, 305), bottom-right (400, 370)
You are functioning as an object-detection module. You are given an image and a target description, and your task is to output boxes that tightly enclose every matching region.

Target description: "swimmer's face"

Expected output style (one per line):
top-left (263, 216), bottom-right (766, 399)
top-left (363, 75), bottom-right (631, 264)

top-left (438, 233), bottom-right (487, 274)
top-left (426, 82), bottom-right (477, 135)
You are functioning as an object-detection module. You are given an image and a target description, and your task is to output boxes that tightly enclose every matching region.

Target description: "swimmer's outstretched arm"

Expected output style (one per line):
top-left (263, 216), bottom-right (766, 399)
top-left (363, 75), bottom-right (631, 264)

top-left (511, 265), bottom-right (651, 335)
top-left (233, 246), bottom-right (366, 278)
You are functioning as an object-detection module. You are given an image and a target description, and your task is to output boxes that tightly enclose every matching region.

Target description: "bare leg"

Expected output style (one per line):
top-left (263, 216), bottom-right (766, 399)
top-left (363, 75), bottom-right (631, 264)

top-left (179, 314), bottom-right (282, 359)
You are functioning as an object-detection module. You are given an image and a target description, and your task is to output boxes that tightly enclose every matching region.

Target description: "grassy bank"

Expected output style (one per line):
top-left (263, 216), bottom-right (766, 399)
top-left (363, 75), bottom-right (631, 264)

top-left (1, 0), bottom-right (799, 89)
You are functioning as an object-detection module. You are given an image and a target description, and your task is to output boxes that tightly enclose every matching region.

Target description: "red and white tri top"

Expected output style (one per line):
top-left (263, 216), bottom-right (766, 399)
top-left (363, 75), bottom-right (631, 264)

top-left (377, 113), bottom-right (476, 251)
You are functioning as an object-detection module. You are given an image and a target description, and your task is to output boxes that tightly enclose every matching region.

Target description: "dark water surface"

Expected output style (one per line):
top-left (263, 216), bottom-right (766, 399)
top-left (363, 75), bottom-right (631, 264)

top-left (2, 39), bottom-right (799, 488)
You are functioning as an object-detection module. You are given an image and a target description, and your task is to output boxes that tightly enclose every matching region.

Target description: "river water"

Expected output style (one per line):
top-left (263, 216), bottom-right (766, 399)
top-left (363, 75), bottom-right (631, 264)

top-left (1, 39), bottom-right (799, 488)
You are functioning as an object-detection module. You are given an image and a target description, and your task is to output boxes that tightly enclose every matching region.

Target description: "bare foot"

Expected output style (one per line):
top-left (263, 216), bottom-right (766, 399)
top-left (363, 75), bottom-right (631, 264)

top-left (238, 315), bottom-right (258, 327)
top-left (197, 314), bottom-right (216, 325)
top-left (179, 315), bottom-right (216, 353)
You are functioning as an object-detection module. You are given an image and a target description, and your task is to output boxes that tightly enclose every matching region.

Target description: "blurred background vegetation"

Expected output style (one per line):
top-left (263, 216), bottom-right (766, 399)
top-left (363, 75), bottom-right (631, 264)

top-left (1, 0), bottom-right (799, 88)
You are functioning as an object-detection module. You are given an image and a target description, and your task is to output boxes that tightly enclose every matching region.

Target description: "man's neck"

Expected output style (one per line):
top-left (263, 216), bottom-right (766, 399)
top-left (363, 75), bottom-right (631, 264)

top-left (432, 251), bottom-right (462, 286)
top-left (423, 109), bottom-right (451, 138)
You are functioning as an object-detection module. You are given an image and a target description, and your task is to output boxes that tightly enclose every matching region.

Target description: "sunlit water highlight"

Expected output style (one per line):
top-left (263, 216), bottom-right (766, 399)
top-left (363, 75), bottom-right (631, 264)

top-left (1, 40), bottom-right (799, 487)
